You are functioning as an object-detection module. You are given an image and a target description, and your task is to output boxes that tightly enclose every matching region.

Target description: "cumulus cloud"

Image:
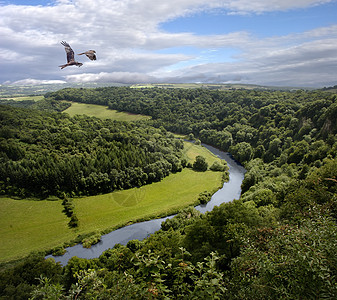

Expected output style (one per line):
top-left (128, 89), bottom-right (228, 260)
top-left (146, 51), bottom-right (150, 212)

top-left (152, 23), bottom-right (337, 87)
top-left (65, 71), bottom-right (157, 84)
top-left (0, 0), bottom-right (336, 86)
top-left (214, 0), bottom-right (334, 14)
top-left (10, 78), bottom-right (67, 85)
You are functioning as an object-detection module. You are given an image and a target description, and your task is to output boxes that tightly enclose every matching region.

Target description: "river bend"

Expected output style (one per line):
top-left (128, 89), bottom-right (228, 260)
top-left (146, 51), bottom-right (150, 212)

top-left (47, 144), bottom-right (246, 265)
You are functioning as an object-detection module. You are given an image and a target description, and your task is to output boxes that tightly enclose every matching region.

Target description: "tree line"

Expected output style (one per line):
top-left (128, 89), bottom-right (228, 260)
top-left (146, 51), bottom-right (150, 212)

top-left (0, 105), bottom-right (185, 198)
top-left (46, 87), bottom-right (337, 164)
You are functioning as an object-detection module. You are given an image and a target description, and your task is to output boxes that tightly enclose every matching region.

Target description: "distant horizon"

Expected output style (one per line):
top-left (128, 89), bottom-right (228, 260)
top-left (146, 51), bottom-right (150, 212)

top-left (0, 80), bottom-right (331, 88)
top-left (2, 81), bottom-right (333, 92)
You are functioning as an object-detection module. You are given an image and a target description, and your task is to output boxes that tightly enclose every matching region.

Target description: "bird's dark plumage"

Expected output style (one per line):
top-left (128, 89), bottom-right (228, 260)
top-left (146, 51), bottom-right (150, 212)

top-left (78, 50), bottom-right (97, 61)
top-left (59, 41), bottom-right (83, 69)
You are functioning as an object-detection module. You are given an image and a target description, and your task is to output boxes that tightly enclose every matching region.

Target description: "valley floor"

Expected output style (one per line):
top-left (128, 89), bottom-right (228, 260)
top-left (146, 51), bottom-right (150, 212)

top-left (0, 142), bottom-right (224, 262)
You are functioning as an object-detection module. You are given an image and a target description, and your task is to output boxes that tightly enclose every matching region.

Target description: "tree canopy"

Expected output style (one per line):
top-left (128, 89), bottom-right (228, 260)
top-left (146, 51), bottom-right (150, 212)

top-left (0, 105), bottom-right (184, 198)
top-left (1, 86), bottom-right (337, 299)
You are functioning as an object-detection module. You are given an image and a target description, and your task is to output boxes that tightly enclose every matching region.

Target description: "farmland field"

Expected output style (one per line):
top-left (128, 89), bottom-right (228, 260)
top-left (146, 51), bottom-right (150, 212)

top-left (0, 198), bottom-right (72, 261)
top-left (74, 168), bottom-right (222, 234)
top-left (0, 95), bottom-right (44, 101)
top-left (63, 102), bottom-right (151, 121)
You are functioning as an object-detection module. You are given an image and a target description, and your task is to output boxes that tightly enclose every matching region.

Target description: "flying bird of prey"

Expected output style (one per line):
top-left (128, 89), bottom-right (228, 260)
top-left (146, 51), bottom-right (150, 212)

top-left (59, 41), bottom-right (83, 69)
top-left (78, 50), bottom-right (97, 61)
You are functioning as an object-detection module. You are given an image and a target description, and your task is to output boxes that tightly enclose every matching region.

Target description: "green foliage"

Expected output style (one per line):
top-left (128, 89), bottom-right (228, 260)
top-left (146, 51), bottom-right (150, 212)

top-left (51, 246), bottom-right (66, 257)
top-left (209, 160), bottom-right (227, 172)
top-left (230, 217), bottom-right (337, 299)
top-left (230, 142), bottom-right (253, 163)
top-left (68, 215), bottom-right (79, 229)
top-left (280, 158), bottom-right (337, 222)
top-left (98, 244), bottom-right (134, 272)
top-left (2, 87), bottom-right (337, 299)
top-left (0, 253), bottom-right (62, 300)
top-left (25, 249), bottom-right (229, 299)
top-left (0, 98), bottom-right (71, 112)
top-left (193, 155), bottom-right (208, 171)
top-left (198, 191), bottom-right (212, 204)
top-left (0, 105), bottom-right (183, 198)
top-left (30, 275), bottom-right (64, 300)
top-left (46, 87), bottom-right (337, 169)
top-left (61, 197), bottom-right (79, 228)
top-left (161, 206), bottom-right (202, 231)
top-left (62, 198), bottom-right (74, 218)
top-left (242, 188), bottom-right (277, 207)
top-left (183, 199), bottom-right (279, 266)
top-left (241, 158), bottom-right (265, 193)
top-left (190, 252), bottom-right (227, 299)
top-left (82, 233), bottom-right (101, 248)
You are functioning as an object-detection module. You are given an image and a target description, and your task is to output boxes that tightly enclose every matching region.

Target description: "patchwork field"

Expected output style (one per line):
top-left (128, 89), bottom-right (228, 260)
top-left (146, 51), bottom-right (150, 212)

top-left (63, 102), bottom-right (151, 121)
top-left (0, 142), bottom-right (224, 263)
top-left (131, 83), bottom-right (276, 90)
top-left (0, 95), bottom-right (44, 101)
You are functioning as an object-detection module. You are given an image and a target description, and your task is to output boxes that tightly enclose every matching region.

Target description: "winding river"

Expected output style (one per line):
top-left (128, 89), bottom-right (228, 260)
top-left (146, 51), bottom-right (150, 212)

top-left (46, 144), bottom-right (246, 265)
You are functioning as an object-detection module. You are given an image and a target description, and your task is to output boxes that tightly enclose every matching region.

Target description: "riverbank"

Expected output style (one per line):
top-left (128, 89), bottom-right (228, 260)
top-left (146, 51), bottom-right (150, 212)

top-left (47, 144), bottom-right (246, 265)
top-left (0, 142), bottom-right (224, 263)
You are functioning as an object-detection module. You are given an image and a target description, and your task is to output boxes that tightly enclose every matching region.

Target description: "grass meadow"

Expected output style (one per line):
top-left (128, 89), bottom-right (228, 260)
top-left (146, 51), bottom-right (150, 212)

top-left (131, 83), bottom-right (266, 90)
top-left (74, 168), bottom-right (222, 234)
top-left (0, 142), bottom-right (224, 263)
top-left (64, 102), bottom-right (151, 121)
top-left (0, 95), bottom-right (44, 101)
top-left (0, 198), bottom-right (73, 261)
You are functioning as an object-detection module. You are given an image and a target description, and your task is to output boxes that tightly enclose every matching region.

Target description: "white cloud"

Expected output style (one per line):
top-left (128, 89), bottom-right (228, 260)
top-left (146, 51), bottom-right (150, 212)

top-left (153, 24), bottom-right (337, 87)
top-left (0, 0), bottom-right (336, 86)
top-left (11, 78), bottom-right (67, 85)
top-left (65, 71), bottom-right (157, 84)
top-left (214, 0), bottom-right (334, 14)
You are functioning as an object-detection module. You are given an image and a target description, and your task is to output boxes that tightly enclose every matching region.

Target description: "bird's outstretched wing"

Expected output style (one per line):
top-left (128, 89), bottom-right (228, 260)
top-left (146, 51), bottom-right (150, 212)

top-left (61, 41), bottom-right (75, 63)
top-left (78, 50), bottom-right (96, 61)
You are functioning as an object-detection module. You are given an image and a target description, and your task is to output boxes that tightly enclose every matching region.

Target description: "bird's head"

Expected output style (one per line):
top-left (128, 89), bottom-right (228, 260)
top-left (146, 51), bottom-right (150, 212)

top-left (77, 62), bottom-right (83, 67)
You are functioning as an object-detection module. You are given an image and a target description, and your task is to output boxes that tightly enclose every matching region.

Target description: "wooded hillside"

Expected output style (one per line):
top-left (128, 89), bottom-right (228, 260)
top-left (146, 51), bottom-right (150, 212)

top-left (1, 87), bottom-right (337, 299)
top-left (0, 105), bottom-right (184, 198)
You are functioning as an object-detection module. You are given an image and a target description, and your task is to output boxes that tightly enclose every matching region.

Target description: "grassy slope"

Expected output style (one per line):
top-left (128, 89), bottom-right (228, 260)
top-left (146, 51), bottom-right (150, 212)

top-left (0, 198), bottom-right (72, 261)
top-left (76, 142), bottom-right (223, 233)
top-left (64, 102), bottom-right (151, 121)
top-left (75, 168), bottom-right (221, 234)
top-left (0, 142), bottom-right (223, 262)
top-left (0, 95), bottom-right (44, 101)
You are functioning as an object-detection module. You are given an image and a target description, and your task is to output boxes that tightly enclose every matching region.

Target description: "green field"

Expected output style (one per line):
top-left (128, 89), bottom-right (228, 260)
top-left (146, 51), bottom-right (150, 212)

top-left (74, 168), bottom-right (222, 233)
top-left (131, 83), bottom-right (277, 90)
top-left (64, 102), bottom-right (151, 121)
top-left (182, 141), bottom-right (220, 164)
top-left (0, 198), bottom-right (73, 261)
top-left (0, 95), bottom-right (44, 101)
top-left (0, 142), bottom-right (224, 262)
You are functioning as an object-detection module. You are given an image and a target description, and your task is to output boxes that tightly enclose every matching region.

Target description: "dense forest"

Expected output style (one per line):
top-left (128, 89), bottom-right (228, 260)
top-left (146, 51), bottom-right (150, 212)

top-left (1, 87), bottom-right (337, 299)
top-left (0, 98), bottom-right (71, 112)
top-left (0, 104), bottom-right (184, 198)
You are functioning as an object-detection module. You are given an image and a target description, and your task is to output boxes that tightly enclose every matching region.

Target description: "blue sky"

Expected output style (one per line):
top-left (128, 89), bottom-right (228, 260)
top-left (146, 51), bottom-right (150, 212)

top-left (161, 4), bottom-right (337, 37)
top-left (1, 0), bottom-right (337, 87)
top-left (1, 0), bottom-right (53, 5)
